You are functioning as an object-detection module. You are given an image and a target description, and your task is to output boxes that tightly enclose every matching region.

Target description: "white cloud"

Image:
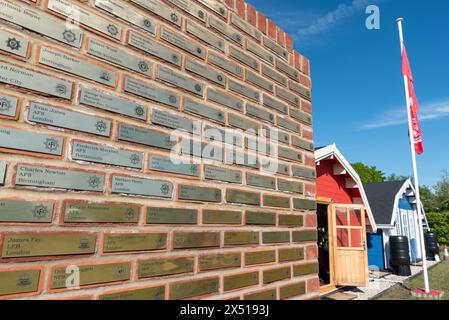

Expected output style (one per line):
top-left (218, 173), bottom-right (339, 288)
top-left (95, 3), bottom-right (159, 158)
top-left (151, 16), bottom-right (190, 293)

top-left (361, 99), bottom-right (449, 129)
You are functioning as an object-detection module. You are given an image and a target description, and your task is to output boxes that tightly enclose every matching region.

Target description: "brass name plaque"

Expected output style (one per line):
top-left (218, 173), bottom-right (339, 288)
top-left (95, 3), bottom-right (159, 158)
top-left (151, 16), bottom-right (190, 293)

top-left (156, 65), bottom-right (204, 96)
top-left (170, 277), bottom-right (219, 300)
top-left (118, 124), bottom-right (175, 150)
top-left (152, 108), bottom-right (196, 133)
top-left (139, 257), bottom-right (194, 278)
top-left (0, 269), bottom-right (40, 296)
top-left (290, 108), bottom-right (312, 125)
top-left (247, 41), bottom-right (274, 65)
top-left (279, 214), bottom-right (303, 227)
top-left (173, 232), bottom-right (220, 249)
top-left (224, 271), bottom-right (259, 291)
top-left (168, 0), bottom-right (207, 22)
top-left (184, 98), bottom-right (224, 123)
top-left (0, 29), bottom-right (29, 58)
top-left (111, 175), bottom-right (173, 198)
top-left (178, 185), bottom-right (222, 203)
top-left (103, 233), bottom-right (167, 253)
top-left (263, 94), bottom-right (288, 114)
top-left (208, 52), bottom-right (243, 78)
top-left (279, 248), bottom-right (304, 262)
top-left (292, 231), bottom-right (318, 243)
top-left (199, 253), bottom-right (241, 271)
top-left (292, 136), bottom-right (314, 152)
top-left (209, 15), bottom-right (242, 45)
top-left (245, 289), bottom-right (276, 300)
top-left (263, 195), bottom-right (291, 209)
top-left (276, 86), bottom-right (300, 106)
top-left (280, 282), bottom-right (305, 300)
top-left (202, 209), bottom-right (242, 225)
top-left (149, 156), bottom-right (199, 177)
top-left (230, 47), bottom-right (259, 70)
top-left (245, 211), bottom-right (276, 226)
top-left (276, 59), bottom-right (299, 80)
top-left (262, 232), bottom-right (290, 244)
top-left (245, 250), bottom-right (276, 265)
top-left (100, 286), bottom-right (165, 300)
top-left (292, 166), bottom-right (316, 180)
top-left (0, 161), bottom-right (5, 185)
top-left (263, 267), bottom-right (291, 284)
top-left (0, 199), bottom-right (54, 223)
top-left (204, 165), bottom-right (242, 184)
top-left (226, 189), bottom-right (260, 206)
top-left (246, 70), bottom-right (274, 93)
top-left (130, 0), bottom-right (182, 27)
top-left (160, 26), bottom-right (205, 59)
top-left (146, 207), bottom-right (198, 224)
top-left (224, 232), bottom-right (259, 246)
top-left (185, 58), bottom-right (226, 86)
top-left (207, 87), bottom-right (244, 112)
top-left (63, 201), bottom-right (140, 223)
top-left (262, 64), bottom-right (288, 86)
top-left (263, 37), bottom-right (289, 61)
top-left (186, 20), bottom-right (224, 51)
top-left (278, 179), bottom-right (304, 194)
top-left (246, 173), bottom-right (276, 190)
top-left (246, 104), bottom-right (275, 124)
top-left (231, 14), bottom-right (261, 41)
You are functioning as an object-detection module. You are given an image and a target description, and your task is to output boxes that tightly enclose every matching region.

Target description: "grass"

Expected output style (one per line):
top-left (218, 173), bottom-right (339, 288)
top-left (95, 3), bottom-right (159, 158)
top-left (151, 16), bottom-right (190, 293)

top-left (376, 262), bottom-right (449, 300)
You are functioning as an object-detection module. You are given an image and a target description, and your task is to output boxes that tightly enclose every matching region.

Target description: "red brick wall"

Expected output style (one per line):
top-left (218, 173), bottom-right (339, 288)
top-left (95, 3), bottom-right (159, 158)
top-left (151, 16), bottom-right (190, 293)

top-left (0, 0), bottom-right (316, 300)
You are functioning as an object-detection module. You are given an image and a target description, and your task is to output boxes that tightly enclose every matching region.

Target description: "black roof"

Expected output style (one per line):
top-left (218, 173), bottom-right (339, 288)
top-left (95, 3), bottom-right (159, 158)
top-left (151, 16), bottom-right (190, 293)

top-left (363, 180), bottom-right (407, 225)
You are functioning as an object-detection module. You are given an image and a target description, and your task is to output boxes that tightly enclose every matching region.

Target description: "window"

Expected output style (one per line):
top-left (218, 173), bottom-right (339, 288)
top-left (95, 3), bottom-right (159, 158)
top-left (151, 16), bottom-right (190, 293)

top-left (335, 207), bottom-right (364, 249)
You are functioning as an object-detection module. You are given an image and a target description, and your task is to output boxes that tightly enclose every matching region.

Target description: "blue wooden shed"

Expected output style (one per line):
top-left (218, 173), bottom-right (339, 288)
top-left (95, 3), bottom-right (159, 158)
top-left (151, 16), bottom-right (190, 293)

top-left (363, 180), bottom-right (429, 271)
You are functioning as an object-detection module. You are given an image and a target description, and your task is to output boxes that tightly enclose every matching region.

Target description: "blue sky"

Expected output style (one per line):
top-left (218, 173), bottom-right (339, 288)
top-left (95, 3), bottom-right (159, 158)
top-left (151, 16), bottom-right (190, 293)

top-left (246, 0), bottom-right (449, 187)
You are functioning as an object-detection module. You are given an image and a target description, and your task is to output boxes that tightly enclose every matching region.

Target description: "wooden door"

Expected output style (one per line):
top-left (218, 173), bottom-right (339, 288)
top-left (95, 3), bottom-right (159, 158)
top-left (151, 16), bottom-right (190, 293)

top-left (330, 205), bottom-right (369, 287)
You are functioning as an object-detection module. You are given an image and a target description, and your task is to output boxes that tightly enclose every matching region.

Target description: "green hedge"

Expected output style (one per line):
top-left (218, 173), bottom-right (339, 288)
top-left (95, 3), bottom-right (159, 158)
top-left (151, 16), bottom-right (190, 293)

top-left (427, 212), bottom-right (449, 245)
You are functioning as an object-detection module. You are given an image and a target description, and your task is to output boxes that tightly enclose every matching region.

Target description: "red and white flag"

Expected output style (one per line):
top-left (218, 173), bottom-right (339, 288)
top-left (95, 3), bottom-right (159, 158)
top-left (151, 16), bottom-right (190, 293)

top-left (402, 45), bottom-right (424, 154)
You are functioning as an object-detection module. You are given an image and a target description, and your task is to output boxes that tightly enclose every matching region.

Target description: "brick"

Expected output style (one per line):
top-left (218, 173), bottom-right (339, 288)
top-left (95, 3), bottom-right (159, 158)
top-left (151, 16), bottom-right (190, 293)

top-left (257, 12), bottom-right (267, 34)
top-left (225, 0), bottom-right (235, 10)
top-left (305, 214), bottom-right (317, 228)
top-left (236, 0), bottom-right (245, 18)
top-left (267, 20), bottom-right (277, 39)
top-left (306, 245), bottom-right (319, 259)
top-left (277, 28), bottom-right (285, 47)
top-left (307, 277), bottom-right (320, 293)
top-left (246, 4), bottom-right (257, 27)
top-left (286, 34), bottom-right (293, 52)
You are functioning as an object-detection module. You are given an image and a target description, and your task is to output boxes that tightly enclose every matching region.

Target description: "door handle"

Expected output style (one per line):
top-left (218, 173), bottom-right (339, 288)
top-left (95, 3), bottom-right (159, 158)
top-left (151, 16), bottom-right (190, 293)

top-left (362, 241), bottom-right (366, 250)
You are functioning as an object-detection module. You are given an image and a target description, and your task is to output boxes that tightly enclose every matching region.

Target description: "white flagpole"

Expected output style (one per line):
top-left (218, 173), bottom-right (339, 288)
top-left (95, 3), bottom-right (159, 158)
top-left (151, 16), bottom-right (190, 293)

top-left (396, 17), bottom-right (430, 293)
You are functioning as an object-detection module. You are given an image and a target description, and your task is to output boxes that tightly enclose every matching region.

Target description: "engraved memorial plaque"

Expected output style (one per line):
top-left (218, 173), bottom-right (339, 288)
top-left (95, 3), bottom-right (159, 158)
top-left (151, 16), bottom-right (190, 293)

top-left (245, 250), bottom-right (276, 265)
top-left (111, 175), bottom-right (173, 198)
top-left (168, 0), bottom-right (207, 22)
top-left (279, 248), bottom-right (304, 262)
top-left (246, 173), bottom-right (276, 190)
top-left (207, 88), bottom-right (244, 112)
top-left (292, 230), bottom-right (318, 243)
top-left (87, 38), bottom-right (152, 77)
top-left (226, 150), bottom-right (259, 169)
top-left (71, 141), bottom-right (143, 169)
top-left (38, 46), bottom-right (115, 87)
top-left (277, 116), bottom-right (301, 133)
top-left (0, 269), bottom-right (40, 296)
top-left (231, 14), bottom-right (261, 41)
top-left (1, 233), bottom-right (96, 258)
top-left (182, 138), bottom-right (223, 162)
top-left (263, 267), bottom-right (291, 284)
top-left (151, 108), bottom-right (195, 133)
top-left (0, 62), bottom-right (72, 99)
top-left (63, 201), bottom-right (140, 223)
top-left (226, 189), bottom-right (260, 206)
top-left (103, 233), bottom-right (167, 253)
top-left (247, 41), bottom-right (274, 65)
top-left (185, 58), bottom-right (225, 86)
top-left (204, 165), bottom-right (242, 184)
top-left (198, 0), bottom-right (227, 17)
top-left (170, 278), bottom-right (219, 300)
top-left (79, 86), bottom-right (147, 120)
top-left (202, 210), bottom-right (242, 225)
top-left (0, 29), bottom-right (29, 58)
top-left (0, 126), bottom-right (63, 156)
top-left (124, 76), bottom-right (180, 108)
top-left (292, 166), bottom-right (316, 179)
top-left (262, 232), bottom-right (290, 244)
top-left (279, 214), bottom-right (303, 227)
top-left (228, 113), bottom-right (260, 132)
top-left (127, 30), bottom-right (181, 67)
top-left (149, 156), bottom-right (199, 177)
top-left (204, 125), bottom-right (243, 147)
top-left (100, 286), bottom-right (164, 300)
top-left (292, 136), bottom-right (314, 152)
top-left (280, 282), bottom-right (306, 299)
top-left (50, 262), bottom-right (130, 289)
top-left (160, 26), bottom-right (205, 59)
top-left (276, 86), bottom-right (300, 106)
top-left (200, 253), bottom-right (241, 271)
top-left (290, 108), bottom-right (312, 125)
top-left (209, 15), bottom-right (242, 45)
top-left (94, 0), bottom-right (156, 36)
top-left (293, 199), bottom-right (317, 211)
top-left (178, 185), bottom-right (221, 202)
top-left (245, 289), bottom-right (277, 300)
top-left (139, 257), bottom-right (194, 278)
top-left (208, 52), bottom-right (243, 78)
top-left (245, 211), bottom-right (276, 225)
top-left (224, 231), bottom-right (259, 245)
top-left (276, 59), bottom-right (299, 80)
top-left (156, 65), bottom-right (204, 96)
top-left (0, 94), bottom-right (18, 118)
top-left (263, 94), bottom-right (288, 114)
top-left (184, 98), bottom-right (224, 123)
top-left (130, 0), bottom-right (182, 27)
top-left (118, 124), bottom-right (174, 150)
top-left (0, 0), bottom-right (83, 48)
top-left (15, 164), bottom-right (105, 192)
top-left (186, 20), bottom-right (224, 51)
top-left (246, 70), bottom-right (274, 92)
top-left (0, 199), bottom-right (54, 223)
top-left (29, 102), bottom-right (111, 137)
top-left (224, 271), bottom-right (259, 291)
top-left (294, 263), bottom-right (318, 277)
top-left (0, 161), bottom-right (5, 185)
top-left (246, 103), bottom-right (274, 124)
top-left (147, 207), bottom-right (197, 224)
top-left (263, 37), bottom-right (289, 61)
top-left (278, 179), bottom-right (303, 194)
top-left (263, 195), bottom-right (291, 208)
top-left (262, 64), bottom-right (288, 86)
top-left (173, 232), bottom-right (220, 249)
top-left (230, 47), bottom-right (259, 70)
top-left (289, 81), bottom-right (311, 100)
top-left (46, 0), bottom-right (122, 40)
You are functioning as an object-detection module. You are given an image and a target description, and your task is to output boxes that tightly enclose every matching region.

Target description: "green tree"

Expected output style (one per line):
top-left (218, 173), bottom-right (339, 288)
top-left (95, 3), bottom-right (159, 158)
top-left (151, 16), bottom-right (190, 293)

top-left (351, 162), bottom-right (385, 183)
top-left (434, 170), bottom-right (449, 212)
top-left (420, 185), bottom-right (437, 213)
top-left (386, 173), bottom-right (410, 182)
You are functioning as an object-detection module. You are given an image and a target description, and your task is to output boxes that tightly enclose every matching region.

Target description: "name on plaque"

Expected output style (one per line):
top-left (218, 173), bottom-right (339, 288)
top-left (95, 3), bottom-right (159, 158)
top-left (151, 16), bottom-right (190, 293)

top-left (103, 232), bottom-right (167, 253)
top-left (292, 166), bottom-right (316, 179)
top-left (279, 147), bottom-right (302, 162)
top-left (277, 116), bottom-right (301, 133)
top-left (38, 46), bottom-right (116, 87)
top-left (173, 232), bottom-right (220, 249)
top-left (207, 88), bottom-right (244, 112)
top-left (292, 136), bottom-right (314, 152)
top-left (0, 0), bottom-right (83, 48)
top-left (181, 139), bottom-right (223, 162)
top-left (202, 210), bottom-right (242, 225)
top-left (0, 269), bottom-right (40, 296)
top-left (226, 150), bottom-right (260, 169)
top-left (290, 108), bottom-right (312, 125)
top-left (1, 233), bottom-right (96, 258)
top-left (262, 232), bottom-right (290, 244)
top-left (178, 185), bottom-right (222, 202)
top-left (127, 30), bottom-right (181, 67)
top-left (263, 37), bottom-right (289, 61)
top-left (146, 207), bottom-right (198, 224)
top-left (231, 14), bottom-right (261, 41)
top-left (186, 21), bottom-right (224, 52)
top-left (152, 108), bottom-right (195, 133)
top-left (111, 175), bottom-right (173, 198)
top-left (0, 94), bottom-right (19, 119)
top-left (50, 262), bottom-right (130, 289)
top-left (278, 179), bottom-right (304, 194)
top-left (199, 253), bottom-right (241, 271)
top-left (276, 86), bottom-right (300, 106)
top-left (204, 125), bottom-right (243, 147)
top-left (46, 0), bottom-right (122, 40)
top-left (289, 81), bottom-right (311, 100)
top-left (160, 26), bottom-right (205, 59)
top-left (262, 65), bottom-right (288, 86)
top-left (156, 65), bottom-right (204, 96)
top-left (276, 59), bottom-right (299, 80)
top-left (209, 15), bottom-right (242, 46)
top-left (0, 29), bottom-right (29, 58)
top-left (228, 114), bottom-right (260, 132)
top-left (229, 79), bottom-right (260, 102)
top-left (170, 278), bottom-right (219, 300)
top-left (0, 126), bottom-right (63, 157)
top-left (246, 173), bottom-right (276, 190)
top-left (131, 0), bottom-right (182, 27)
top-left (224, 231), bottom-right (259, 245)
top-left (185, 59), bottom-right (225, 86)
top-left (245, 211), bottom-right (276, 225)
top-left (246, 104), bottom-right (274, 124)
top-left (63, 201), bottom-right (140, 223)
top-left (247, 41), bottom-right (274, 65)
top-left (79, 86), bottom-right (147, 120)
top-left (263, 195), bottom-right (291, 209)
top-left (226, 189), bottom-right (260, 206)
top-left (245, 250), bottom-right (276, 265)
top-left (71, 141), bottom-right (144, 170)
top-left (100, 286), bottom-right (165, 300)
top-left (263, 94), bottom-right (288, 114)
top-left (118, 123), bottom-right (175, 150)
top-left (0, 62), bottom-right (72, 99)
top-left (198, 0), bottom-right (227, 18)
top-left (246, 70), bottom-right (274, 93)
top-left (184, 98), bottom-right (224, 123)
top-left (87, 38), bottom-right (152, 77)
top-left (29, 102), bottom-right (111, 137)
top-left (208, 52), bottom-right (243, 78)
top-left (0, 161), bottom-right (5, 185)
top-left (230, 47), bottom-right (259, 70)
top-left (293, 199), bottom-right (317, 211)
top-left (94, 0), bottom-right (157, 36)
top-left (168, 0), bottom-right (207, 22)
top-left (123, 76), bottom-right (180, 109)
top-left (204, 165), bottom-right (242, 184)
top-left (149, 156), bottom-right (199, 177)
top-left (279, 214), bottom-right (303, 227)
top-left (0, 199), bottom-right (54, 223)
top-left (15, 164), bottom-right (105, 192)
top-left (139, 257), bottom-right (194, 278)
